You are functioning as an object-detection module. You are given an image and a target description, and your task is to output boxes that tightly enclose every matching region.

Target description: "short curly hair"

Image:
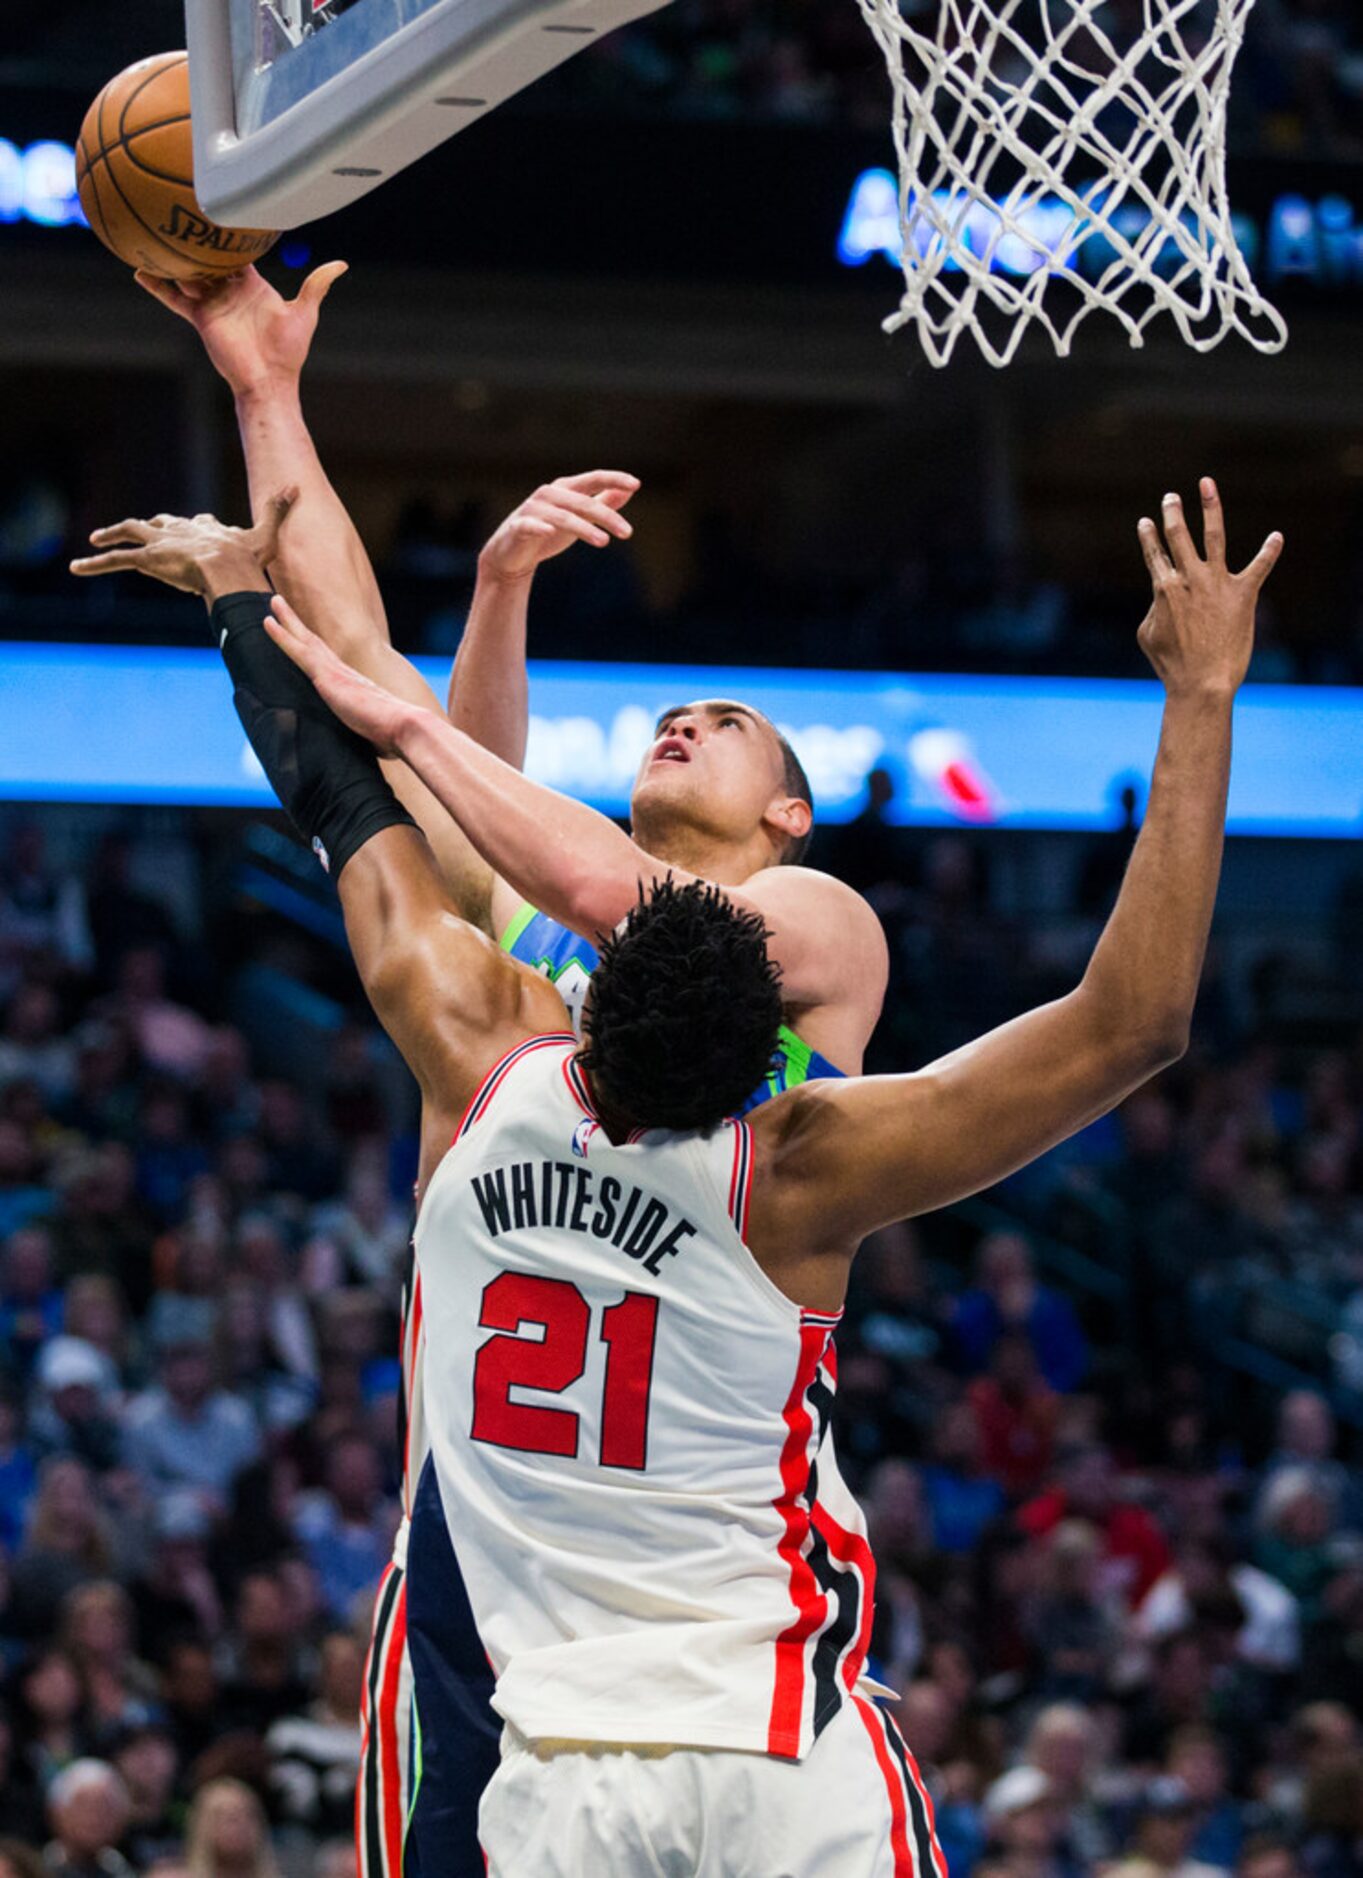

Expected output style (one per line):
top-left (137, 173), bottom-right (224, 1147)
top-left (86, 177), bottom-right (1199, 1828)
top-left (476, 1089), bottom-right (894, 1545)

top-left (580, 878), bottom-right (783, 1132)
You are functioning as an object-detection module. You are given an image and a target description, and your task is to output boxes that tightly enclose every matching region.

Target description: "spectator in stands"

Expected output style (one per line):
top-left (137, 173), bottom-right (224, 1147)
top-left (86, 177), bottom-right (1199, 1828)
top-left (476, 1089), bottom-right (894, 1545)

top-left (1165, 1727), bottom-right (1246, 1873)
top-left (0, 825), bottom-right (90, 1000)
top-left (40, 1758), bottom-right (133, 1878)
top-left (1020, 1442), bottom-right (1171, 1609)
top-left (1136, 1534), bottom-right (1301, 1679)
top-left (110, 1722), bottom-right (180, 1870)
top-left (968, 1330), bottom-right (1060, 1499)
top-left (1256, 1392), bottom-right (1362, 1535)
top-left (0, 1231), bottom-right (62, 1383)
top-left (28, 1341), bottom-right (120, 1475)
top-left (83, 839), bottom-right (175, 988)
top-left (952, 1232), bottom-right (1089, 1394)
top-left (10, 1461), bottom-right (115, 1640)
top-left (265, 1631), bottom-right (363, 1840)
top-left (1297, 1753), bottom-right (1363, 1878)
top-left (182, 1778), bottom-right (279, 1878)
top-left (101, 949), bottom-right (209, 1085)
top-left (982, 1765), bottom-right (1078, 1878)
top-left (0, 1388), bottom-right (36, 1556)
top-left (130, 1493), bottom-right (223, 1664)
top-left (292, 1434), bottom-right (395, 1625)
top-left (0, 1132), bottom-right (53, 1244)
top-left (121, 1312), bottom-right (259, 1517)
top-left (305, 1158), bottom-right (408, 1299)
top-left (57, 1583), bottom-right (156, 1738)
top-left (1124, 1777), bottom-right (1227, 1878)
top-left (1022, 1704), bottom-right (1117, 1870)
top-left (922, 1399), bottom-right (1007, 1553)
top-left (46, 1148), bottom-right (151, 1309)
top-left (216, 1575), bottom-right (309, 1737)
top-left (1254, 1473), bottom-right (1340, 1628)
top-left (1236, 1840), bottom-right (1303, 1878)
top-left (58, 1281), bottom-right (128, 1388)
top-left (1021, 1521), bottom-right (1121, 1704)
top-left (0, 987), bottom-right (76, 1109)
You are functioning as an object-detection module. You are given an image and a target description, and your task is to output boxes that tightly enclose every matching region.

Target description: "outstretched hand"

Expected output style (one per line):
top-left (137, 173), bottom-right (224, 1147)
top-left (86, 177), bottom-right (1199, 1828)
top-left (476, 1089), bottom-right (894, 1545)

top-left (479, 471), bottom-right (639, 585)
top-left (265, 592), bottom-right (420, 758)
top-left (1136, 479), bottom-right (1283, 700)
top-left (69, 491), bottom-right (297, 599)
top-left (135, 261), bottom-right (349, 395)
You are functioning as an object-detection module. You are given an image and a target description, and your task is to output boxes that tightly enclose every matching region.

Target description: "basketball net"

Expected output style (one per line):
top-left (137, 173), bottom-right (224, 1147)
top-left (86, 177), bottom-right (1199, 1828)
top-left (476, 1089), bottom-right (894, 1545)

top-left (854, 0), bottom-right (1288, 366)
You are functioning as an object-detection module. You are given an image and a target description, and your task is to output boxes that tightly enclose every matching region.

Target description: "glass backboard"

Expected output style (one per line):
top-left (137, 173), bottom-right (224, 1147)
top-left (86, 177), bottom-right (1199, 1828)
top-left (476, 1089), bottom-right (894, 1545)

top-left (187, 0), bottom-right (671, 229)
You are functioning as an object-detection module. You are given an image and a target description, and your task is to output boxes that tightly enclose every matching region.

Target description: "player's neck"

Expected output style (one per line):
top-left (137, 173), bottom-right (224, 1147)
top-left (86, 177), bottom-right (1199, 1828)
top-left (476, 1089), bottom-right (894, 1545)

top-left (640, 823), bottom-right (772, 885)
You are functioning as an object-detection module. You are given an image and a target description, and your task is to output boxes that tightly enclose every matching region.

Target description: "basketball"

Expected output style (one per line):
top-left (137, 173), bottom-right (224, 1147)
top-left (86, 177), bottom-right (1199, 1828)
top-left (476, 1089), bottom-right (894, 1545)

top-left (76, 52), bottom-right (278, 282)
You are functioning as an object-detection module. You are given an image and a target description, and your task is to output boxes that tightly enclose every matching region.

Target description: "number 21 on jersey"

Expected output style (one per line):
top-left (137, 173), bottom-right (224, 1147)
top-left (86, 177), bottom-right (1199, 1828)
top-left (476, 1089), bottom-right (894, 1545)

top-left (471, 1273), bottom-right (659, 1471)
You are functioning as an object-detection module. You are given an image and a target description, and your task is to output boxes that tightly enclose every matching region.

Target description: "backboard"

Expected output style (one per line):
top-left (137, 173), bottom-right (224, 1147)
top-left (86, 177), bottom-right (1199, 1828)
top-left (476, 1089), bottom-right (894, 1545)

top-left (187, 0), bottom-right (671, 230)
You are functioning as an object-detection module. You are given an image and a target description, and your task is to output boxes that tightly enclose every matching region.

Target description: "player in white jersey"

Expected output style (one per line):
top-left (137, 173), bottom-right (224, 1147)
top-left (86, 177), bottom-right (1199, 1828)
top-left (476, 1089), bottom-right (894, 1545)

top-left (129, 262), bottom-right (889, 1878)
top-left (74, 476), bottom-right (1281, 1871)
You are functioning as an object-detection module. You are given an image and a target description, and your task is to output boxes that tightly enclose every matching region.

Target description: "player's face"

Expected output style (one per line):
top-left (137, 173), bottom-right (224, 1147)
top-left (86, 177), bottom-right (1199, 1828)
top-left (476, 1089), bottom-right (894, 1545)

top-left (630, 701), bottom-right (787, 845)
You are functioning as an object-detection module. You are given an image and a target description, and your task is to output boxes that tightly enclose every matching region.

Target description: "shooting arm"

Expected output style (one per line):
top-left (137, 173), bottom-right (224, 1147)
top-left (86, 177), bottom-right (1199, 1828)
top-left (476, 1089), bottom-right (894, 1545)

top-left (136, 265), bottom-right (496, 926)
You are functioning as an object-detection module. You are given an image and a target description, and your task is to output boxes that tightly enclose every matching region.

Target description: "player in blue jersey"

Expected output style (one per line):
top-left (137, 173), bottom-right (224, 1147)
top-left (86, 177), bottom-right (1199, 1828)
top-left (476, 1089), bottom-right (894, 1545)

top-left (129, 264), bottom-right (887, 1876)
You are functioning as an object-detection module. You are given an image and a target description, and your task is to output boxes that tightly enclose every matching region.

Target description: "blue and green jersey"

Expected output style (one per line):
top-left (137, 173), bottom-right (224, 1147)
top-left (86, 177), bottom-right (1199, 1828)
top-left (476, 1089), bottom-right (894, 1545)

top-left (499, 903), bottom-right (845, 1112)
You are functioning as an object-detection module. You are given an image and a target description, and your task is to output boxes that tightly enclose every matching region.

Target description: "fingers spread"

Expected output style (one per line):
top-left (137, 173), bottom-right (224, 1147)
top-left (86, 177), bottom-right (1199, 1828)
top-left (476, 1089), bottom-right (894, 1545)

top-left (1137, 516), bottom-right (1173, 584)
top-left (89, 519), bottom-right (154, 547)
top-left (300, 260), bottom-right (349, 308)
top-left (562, 471), bottom-right (640, 496)
top-left (1199, 476), bottom-right (1226, 568)
top-left (1240, 530), bottom-right (1285, 589)
top-left (542, 485), bottom-right (632, 538)
top-left (1160, 491), bottom-right (1197, 574)
top-left (69, 549), bottom-right (147, 577)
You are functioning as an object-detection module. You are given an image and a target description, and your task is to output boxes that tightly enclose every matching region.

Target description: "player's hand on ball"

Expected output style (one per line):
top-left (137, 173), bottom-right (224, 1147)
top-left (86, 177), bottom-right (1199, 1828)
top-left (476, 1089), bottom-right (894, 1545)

top-left (135, 261), bottom-right (348, 395)
top-left (1136, 479), bottom-right (1283, 700)
top-left (70, 492), bottom-right (297, 598)
top-left (478, 471), bottom-right (639, 585)
top-left (265, 593), bottom-right (418, 758)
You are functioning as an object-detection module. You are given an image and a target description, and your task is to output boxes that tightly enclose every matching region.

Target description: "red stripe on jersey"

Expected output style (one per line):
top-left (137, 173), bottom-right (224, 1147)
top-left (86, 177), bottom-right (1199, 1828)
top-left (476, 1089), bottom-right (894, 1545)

top-left (854, 1695), bottom-right (916, 1876)
top-left (811, 1499), bottom-right (877, 1692)
top-left (452, 1033), bottom-right (576, 1144)
top-left (727, 1121), bottom-right (753, 1238)
top-left (401, 1276), bottom-right (423, 1506)
top-left (767, 1319), bottom-right (831, 1757)
top-left (378, 1574), bottom-right (409, 1876)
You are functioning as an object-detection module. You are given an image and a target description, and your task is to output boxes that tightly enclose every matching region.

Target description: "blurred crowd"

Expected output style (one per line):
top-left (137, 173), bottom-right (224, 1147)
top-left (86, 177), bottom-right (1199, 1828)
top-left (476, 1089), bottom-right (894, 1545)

top-left (0, 800), bottom-right (1359, 1878)
top-left (543, 0), bottom-right (1363, 160)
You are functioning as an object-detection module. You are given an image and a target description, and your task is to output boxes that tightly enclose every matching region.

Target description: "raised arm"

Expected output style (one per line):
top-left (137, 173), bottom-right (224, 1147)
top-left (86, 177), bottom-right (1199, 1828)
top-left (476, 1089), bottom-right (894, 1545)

top-left (70, 505), bottom-right (565, 1177)
top-left (449, 472), bottom-right (639, 769)
top-left (751, 482), bottom-right (1283, 1285)
top-left (135, 264), bottom-right (498, 926)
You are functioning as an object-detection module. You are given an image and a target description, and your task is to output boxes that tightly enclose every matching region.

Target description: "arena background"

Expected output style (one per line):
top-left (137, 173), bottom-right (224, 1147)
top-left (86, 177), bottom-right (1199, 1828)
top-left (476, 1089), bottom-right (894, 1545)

top-left (1, 3), bottom-right (1362, 1874)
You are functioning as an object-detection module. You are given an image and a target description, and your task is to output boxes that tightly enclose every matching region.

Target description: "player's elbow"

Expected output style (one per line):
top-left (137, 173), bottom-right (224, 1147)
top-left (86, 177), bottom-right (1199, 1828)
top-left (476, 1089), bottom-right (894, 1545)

top-left (1116, 1009), bottom-right (1190, 1081)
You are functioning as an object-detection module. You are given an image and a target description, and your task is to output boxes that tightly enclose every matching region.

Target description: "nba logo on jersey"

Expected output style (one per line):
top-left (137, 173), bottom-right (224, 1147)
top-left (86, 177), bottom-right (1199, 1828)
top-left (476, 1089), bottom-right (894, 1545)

top-left (572, 1117), bottom-right (596, 1158)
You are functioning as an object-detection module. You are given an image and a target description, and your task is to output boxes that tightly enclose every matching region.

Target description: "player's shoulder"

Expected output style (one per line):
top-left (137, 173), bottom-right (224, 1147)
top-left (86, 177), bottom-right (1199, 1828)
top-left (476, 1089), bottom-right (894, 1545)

top-left (741, 864), bottom-right (889, 984)
top-left (740, 863), bottom-right (882, 930)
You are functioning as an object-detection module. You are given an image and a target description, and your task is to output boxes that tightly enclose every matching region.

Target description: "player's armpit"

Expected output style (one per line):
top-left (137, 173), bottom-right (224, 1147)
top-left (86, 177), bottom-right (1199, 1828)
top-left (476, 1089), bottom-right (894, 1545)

top-left (750, 983), bottom-right (1178, 1262)
top-left (338, 824), bottom-right (569, 1138)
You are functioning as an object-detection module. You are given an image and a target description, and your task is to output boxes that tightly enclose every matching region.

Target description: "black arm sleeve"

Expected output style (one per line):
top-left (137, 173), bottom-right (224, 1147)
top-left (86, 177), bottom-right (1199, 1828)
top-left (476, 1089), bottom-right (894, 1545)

top-left (211, 591), bottom-right (417, 880)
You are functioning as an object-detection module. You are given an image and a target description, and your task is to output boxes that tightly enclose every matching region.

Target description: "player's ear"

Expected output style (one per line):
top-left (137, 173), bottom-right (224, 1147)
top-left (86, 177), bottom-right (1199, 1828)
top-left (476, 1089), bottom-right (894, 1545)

top-left (764, 794), bottom-right (813, 854)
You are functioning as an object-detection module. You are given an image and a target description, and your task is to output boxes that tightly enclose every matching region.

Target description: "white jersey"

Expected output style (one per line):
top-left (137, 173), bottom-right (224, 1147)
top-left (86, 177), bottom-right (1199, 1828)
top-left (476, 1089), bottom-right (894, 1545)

top-left (415, 1033), bottom-right (876, 1761)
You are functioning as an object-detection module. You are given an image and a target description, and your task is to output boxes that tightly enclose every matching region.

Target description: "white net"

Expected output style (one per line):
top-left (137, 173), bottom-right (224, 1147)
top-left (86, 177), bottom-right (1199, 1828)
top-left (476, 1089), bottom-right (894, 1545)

top-left (853, 0), bottom-right (1288, 367)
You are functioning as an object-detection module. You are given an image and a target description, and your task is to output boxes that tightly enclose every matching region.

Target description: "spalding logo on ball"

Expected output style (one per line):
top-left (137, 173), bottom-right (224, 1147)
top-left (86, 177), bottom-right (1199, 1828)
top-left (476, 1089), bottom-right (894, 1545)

top-left (77, 52), bottom-right (279, 281)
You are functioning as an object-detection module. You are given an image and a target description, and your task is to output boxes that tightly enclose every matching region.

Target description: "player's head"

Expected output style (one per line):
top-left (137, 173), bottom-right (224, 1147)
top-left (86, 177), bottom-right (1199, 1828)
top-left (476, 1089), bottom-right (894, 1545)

top-left (629, 701), bottom-right (813, 867)
top-left (580, 878), bottom-right (783, 1132)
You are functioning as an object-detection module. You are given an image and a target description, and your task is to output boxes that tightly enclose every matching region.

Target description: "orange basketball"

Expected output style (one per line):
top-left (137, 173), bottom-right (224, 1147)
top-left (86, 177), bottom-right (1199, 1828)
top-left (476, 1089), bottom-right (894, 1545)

top-left (76, 52), bottom-right (278, 282)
